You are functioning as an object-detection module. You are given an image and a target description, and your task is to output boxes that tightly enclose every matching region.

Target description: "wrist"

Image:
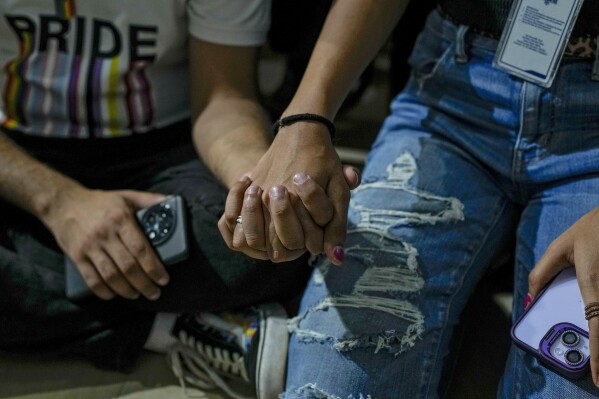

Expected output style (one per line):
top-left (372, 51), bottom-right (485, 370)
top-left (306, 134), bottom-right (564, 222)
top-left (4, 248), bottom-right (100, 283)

top-left (272, 113), bottom-right (336, 141)
top-left (35, 180), bottom-right (84, 225)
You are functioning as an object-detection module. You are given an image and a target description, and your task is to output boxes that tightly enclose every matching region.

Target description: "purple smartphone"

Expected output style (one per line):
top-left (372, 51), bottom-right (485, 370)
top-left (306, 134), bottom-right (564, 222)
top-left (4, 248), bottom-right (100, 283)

top-left (511, 267), bottom-right (590, 379)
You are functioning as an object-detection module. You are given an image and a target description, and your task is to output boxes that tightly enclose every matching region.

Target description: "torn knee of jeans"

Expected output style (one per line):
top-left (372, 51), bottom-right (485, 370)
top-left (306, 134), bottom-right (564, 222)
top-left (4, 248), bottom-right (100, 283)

top-left (334, 326), bottom-right (424, 356)
top-left (281, 383), bottom-right (373, 399)
top-left (351, 152), bottom-right (464, 232)
top-left (289, 295), bottom-right (425, 356)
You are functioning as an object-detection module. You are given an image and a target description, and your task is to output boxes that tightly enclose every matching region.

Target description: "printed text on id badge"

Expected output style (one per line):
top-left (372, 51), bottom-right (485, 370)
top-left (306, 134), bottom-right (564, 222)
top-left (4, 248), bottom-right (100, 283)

top-left (494, 0), bottom-right (584, 87)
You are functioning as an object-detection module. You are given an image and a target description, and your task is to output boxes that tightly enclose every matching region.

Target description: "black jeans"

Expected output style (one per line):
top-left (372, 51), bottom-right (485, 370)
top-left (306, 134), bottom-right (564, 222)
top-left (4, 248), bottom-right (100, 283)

top-left (0, 122), bottom-right (311, 371)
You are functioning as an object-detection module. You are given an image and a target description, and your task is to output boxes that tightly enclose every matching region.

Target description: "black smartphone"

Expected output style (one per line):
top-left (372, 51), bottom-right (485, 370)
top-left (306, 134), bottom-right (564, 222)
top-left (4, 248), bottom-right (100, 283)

top-left (65, 195), bottom-right (189, 300)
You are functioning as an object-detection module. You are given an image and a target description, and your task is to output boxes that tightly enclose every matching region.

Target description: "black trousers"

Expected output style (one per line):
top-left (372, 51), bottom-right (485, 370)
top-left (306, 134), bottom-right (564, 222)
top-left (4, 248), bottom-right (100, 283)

top-left (0, 122), bottom-right (311, 371)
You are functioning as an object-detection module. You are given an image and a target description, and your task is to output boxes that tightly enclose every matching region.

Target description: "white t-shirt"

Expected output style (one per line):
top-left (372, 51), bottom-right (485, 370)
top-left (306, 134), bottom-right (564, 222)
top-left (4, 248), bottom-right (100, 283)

top-left (0, 0), bottom-right (271, 138)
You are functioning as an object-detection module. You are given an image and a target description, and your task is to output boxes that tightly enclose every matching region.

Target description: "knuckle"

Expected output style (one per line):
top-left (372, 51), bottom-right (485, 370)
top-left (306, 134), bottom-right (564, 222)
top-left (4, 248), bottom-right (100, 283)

top-left (298, 184), bottom-right (318, 201)
top-left (243, 201), bottom-right (261, 214)
top-left (281, 238), bottom-right (303, 251)
top-left (223, 212), bottom-right (236, 223)
top-left (231, 237), bottom-right (245, 250)
top-left (245, 233), bottom-right (262, 248)
top-left (102, 269), bottom-right (120, 285)
top-left (545, 240), bottom-right (562, 256)
top-left (146, 268), bottom-right (164, 281)
top-left (313, 209), bottom-right (334, 226)
top-left (224, 207), bottom-right (240, 221)
top-left (231, 181), bottom-right (247, 194)
top-left (272, 205), bottom-right (290, 218)
top-left (107, 209), bottom-right (128, 225)
top-left (78, 237), bottom-right (94, 253)
top-left (90, 224), bottom-right (110, 240)
top-left (120, 261), bottom-right (138, 277)
top-left (87, 277), bottom-right (103, 292)
top-left (128, 238), bottom-right (146, 257)
top-left (217, 218), bottom-right (227, 230)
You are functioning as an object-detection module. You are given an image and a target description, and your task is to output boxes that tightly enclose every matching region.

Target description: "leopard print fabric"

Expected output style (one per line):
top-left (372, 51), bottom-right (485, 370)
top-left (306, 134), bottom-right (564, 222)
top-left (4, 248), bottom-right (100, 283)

top-left (565, 36), bottom-right (597, 58)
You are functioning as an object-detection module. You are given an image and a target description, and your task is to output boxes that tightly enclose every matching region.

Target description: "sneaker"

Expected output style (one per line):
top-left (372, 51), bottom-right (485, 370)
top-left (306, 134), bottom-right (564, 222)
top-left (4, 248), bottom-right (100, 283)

top-left (167, 303), bottom-right (289, 399)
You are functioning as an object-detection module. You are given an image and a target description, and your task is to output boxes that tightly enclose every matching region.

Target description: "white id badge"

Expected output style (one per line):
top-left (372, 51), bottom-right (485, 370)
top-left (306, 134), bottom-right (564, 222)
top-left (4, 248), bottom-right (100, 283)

top-left (494, 0), bottom-right (585, 87)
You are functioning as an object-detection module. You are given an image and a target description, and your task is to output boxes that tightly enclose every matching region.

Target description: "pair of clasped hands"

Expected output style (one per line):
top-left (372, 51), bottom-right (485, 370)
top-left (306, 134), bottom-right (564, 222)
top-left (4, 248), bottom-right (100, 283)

top-left (218, 124), bottom-right (360, 265)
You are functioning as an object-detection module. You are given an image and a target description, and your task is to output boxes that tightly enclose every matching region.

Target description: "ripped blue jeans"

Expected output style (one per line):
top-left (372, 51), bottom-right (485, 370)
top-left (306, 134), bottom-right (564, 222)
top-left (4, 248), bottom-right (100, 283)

top-left (283, 10), bottom-right (599, 399)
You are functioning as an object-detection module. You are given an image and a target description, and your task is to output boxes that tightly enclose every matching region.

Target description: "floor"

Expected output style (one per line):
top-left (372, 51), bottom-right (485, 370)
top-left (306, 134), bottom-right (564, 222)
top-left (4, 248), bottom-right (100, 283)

top-left (0, 38), bottom-right (514, 399)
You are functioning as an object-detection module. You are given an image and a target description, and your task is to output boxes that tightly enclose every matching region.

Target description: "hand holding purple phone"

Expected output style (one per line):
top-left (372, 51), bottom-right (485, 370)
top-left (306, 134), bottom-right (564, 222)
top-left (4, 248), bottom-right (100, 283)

top-left (526, 206), bottom-right (599, 386)
top-left (512, 268), bottom-right (590, 379)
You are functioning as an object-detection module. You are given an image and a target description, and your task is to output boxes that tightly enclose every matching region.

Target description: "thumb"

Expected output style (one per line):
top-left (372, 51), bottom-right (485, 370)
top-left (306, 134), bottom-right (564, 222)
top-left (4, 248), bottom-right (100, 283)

top-left (342, 165), bottom-right (361, 190)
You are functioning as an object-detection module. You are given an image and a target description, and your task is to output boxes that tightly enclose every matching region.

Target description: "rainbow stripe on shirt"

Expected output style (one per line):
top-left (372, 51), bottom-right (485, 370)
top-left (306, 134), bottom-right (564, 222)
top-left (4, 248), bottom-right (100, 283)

top-left (2, 1), bottom-right (157, 137)
top-left (55, 0), bottom-right (76, 19)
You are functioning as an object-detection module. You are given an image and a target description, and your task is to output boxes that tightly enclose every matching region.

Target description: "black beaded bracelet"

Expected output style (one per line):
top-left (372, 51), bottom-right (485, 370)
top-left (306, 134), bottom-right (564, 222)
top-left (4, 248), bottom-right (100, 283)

top-left (272, 113), bottom-right (336, 140)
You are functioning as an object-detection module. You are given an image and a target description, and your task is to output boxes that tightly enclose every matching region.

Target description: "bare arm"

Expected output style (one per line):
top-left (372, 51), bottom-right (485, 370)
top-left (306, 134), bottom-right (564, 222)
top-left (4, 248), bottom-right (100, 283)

top-left (284, 0), bottom-right (410, 119)
top-left (0, 133), bottom-right (81, 220)
top-left (0, 133), bottom-right (169, 301)
top-left (190, 37), bottom-right (357, 261)
top-left (247, 0), bottom-right (411, 264)
top-left (188, 38), bottom-right (271, 189)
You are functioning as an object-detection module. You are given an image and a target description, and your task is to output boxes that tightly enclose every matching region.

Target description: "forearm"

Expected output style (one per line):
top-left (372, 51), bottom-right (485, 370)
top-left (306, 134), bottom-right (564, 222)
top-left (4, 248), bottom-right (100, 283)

top-left (0, 133), bottom-right (82, 221)
top-left (284, 0), bottom-right (410, 119)
top-left (193, 96), bottom-right (271, 189)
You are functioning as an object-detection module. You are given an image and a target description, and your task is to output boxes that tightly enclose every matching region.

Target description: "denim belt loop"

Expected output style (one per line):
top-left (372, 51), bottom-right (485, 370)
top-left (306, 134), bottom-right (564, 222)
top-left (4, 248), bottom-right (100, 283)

top-left (592, 34), bottom-right (599, 81)
top-left (454, 25), bottom-right (470, 64)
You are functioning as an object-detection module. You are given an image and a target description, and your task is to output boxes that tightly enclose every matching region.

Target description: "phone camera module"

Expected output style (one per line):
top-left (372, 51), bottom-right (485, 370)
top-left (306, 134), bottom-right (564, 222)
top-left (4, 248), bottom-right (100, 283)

top-left (561, 330), bottom-right (580, 347)
top-left (554, 347), bottom-right (564, 356)
top-left (140, 202), bottom-right (176, 245)
top-left (564, 349), bottom-right (584, 366)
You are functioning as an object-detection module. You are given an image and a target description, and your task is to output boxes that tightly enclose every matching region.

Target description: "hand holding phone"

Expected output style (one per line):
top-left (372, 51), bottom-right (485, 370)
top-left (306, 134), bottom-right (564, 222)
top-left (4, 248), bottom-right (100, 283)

top-left (512, 267), bottom-right (590, 379)
top-left (65, 195), bottom-right (189, 300)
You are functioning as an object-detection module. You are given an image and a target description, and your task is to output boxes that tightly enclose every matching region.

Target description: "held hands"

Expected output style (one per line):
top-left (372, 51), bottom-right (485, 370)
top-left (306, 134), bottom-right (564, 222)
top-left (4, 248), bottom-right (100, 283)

top-left (527, 206), bottom-right (599, 386)
top-left (218, 122), bottom-right (360, 264)
top-left (44, 188), bottom-right (170, 301)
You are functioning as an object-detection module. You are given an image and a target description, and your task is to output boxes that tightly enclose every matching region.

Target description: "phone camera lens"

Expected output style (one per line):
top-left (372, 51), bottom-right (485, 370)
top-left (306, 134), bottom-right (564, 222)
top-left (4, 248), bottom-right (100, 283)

top-left (564, 349), bottom-right (584, 366)
top-left (140, 202), bottom-right (176, 245)
top-left (561, 330), bottom-right (580, 347)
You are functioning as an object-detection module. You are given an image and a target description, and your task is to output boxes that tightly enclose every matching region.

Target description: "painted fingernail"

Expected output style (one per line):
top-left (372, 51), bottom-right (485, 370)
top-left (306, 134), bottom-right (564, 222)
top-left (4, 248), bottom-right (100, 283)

top-left (270, 186), bottom-right (285, 199)
top-left (333, 246), bottom-right (345, 264)
top-left (293, 173), bottom-right (308, 185)
top-left (524, 293), bottom-right (533, 309)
